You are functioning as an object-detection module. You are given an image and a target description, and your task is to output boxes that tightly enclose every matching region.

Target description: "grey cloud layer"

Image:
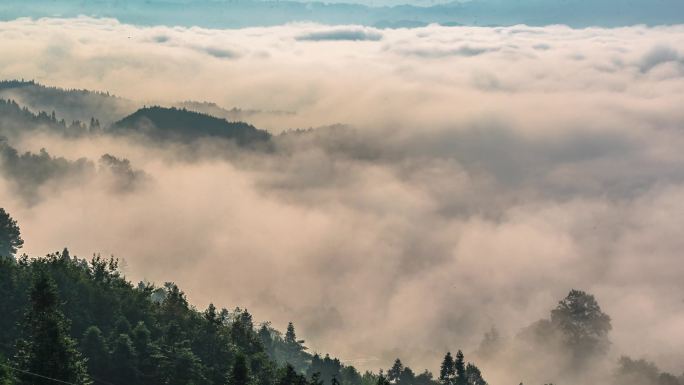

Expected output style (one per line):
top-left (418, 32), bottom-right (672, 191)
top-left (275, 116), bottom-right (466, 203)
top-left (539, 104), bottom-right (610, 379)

top-left (1, 18), bottom-right (684, 384)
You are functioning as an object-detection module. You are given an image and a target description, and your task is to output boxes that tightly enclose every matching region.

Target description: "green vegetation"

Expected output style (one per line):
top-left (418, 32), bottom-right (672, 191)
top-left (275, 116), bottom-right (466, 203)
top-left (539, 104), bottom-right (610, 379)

top-left (0, 207), bottom-right (487, 385)
top-left (0, 204), bottom-right (680, 385)
top-left (0, 208), bottom-right (23, 258)
top-left (112, 106), bottom-right (271, 145)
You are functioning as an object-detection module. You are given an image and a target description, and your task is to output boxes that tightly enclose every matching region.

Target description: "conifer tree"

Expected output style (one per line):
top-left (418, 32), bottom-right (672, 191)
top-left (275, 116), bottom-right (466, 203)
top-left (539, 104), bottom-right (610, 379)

top-left (110, 334), bottom-right (139, 385)
top-left (387, 359), bottom-right (403, 384)
top-left (376, 372), bottom-right (390, 385)
top-left (230, 354), bottom-right (250, 385)
top-left (81, 326), bottom-right (109, 380)
top-left (439, 352), bottom-right (455, 385)
top-left (131, 322), bottom-right (158, 385)
top-left (277, 364), bottom-right (307, 385)
top-left (454, 351), bottom-right (466, 385)
top-left (14, 272), bottom-right (90, 385)
top-left (285, 322), bottom-right (297, 345)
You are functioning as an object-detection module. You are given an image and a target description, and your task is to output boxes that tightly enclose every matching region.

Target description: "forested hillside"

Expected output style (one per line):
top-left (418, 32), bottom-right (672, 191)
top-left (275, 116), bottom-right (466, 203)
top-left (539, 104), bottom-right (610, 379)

top-left (0, 80), bottom-right (136, 126)
top-left (111, 106), bottom-right (271, 146)
top-left (0, 208), bottom-right (488, 385)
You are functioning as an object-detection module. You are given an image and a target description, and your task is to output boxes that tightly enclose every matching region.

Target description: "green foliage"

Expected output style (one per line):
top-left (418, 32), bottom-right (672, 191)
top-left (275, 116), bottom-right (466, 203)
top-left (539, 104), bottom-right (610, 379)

top-left (464, 364), bottom-right (486, 385)
top-left (439, 352), bottom-right (455, 385)
top-left (112, 106), bottom-right (271, 146)
top-left (278, 365), bottom-right (309, 385)
top-left (230, 354), bottom-right (250, 385)
top-left (80, 326), bottom-right (109, 380)
top-left (0, 208), bottom-right (23, 259)
top-left (272, 322), bottom-right (309, 372)
top-left (110, 334), bottom-right (139, 385)
top-left (14, 272), bottom-right (90, 385)
top-left (0, 355), bottom-right (15, 385)
top-left (454, 351), bottom-right (466, 385)
top-left (376, 373), bottom-right (390, 385)
top-left (551, 290), bottom-right (612, 360)
top-left (0, 244), bottom-right (490, 385)
top-left (387, 359), bottom-right (404, 384)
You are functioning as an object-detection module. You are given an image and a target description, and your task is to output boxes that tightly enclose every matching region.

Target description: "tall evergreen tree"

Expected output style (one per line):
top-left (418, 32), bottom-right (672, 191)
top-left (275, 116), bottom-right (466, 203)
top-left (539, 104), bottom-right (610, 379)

top-left (387, 359), bottom-right (403, 384)
top-left (0, 208), bottom-right (23, 259)
top-left (131, 322), bottom-right (159, 385)
top-left (80, 326), bottom-right (109, 380)
top-left (454, 351), bottom-right (466, 385)
top-left (439, 352), bottom-right (455, 385)
top-left (110, 334), bottom-right (139, 385)
top-left (14, 272), bottom-right (90, 385)
top-left (230, 354), bottom-right (250, 385)
top-left (258, 324), bottom-right (274, 357)
top-left (285, 322), bottom-right (297, 345)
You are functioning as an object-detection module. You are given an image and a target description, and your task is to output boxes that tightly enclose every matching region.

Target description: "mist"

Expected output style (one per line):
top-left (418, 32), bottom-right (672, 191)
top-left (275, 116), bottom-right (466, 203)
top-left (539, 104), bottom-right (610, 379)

top-left (1, 17), bottom-right (684, 384)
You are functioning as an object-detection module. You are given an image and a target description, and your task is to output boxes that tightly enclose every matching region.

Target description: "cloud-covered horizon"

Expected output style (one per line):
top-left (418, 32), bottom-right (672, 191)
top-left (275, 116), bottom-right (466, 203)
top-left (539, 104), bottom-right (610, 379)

top-left (1, 17), bottom-right (684, 384)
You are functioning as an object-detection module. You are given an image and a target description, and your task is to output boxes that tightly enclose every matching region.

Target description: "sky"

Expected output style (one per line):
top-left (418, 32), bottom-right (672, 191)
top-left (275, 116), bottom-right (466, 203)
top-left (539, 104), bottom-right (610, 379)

top-left (1, 0), bottom-right (683, 28)
top-left (1, 10), bottom-right (684, 385)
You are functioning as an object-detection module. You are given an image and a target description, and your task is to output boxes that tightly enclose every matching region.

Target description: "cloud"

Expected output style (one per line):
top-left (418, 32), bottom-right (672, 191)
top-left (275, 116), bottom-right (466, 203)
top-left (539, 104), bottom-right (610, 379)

top-left (1, 17), bottom-right (684, 384)
top-left (398, 44), bottom-right (500, 58)
top-left (295, 27), bottom-right (383, 41)
top-left (202, 46), bottom-right (240, 59)
top-left (639, 45), bottom-right (681, 73)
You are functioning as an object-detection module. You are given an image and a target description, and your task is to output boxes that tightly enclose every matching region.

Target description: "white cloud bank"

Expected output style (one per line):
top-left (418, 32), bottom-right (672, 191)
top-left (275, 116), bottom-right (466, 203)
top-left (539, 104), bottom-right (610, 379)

top-left (1, 17), bottom-right (684, 384)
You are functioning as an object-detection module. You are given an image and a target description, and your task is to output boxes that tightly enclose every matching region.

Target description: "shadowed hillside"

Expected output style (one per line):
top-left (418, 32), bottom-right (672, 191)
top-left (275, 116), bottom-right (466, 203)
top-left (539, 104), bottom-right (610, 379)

top-left (111, 106), bottom-right (272, 146)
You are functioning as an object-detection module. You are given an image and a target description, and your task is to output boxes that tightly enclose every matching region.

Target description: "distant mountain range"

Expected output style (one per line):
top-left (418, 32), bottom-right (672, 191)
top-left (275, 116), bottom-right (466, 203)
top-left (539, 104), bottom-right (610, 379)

top-left (0, 0), bottom-right (682, 27)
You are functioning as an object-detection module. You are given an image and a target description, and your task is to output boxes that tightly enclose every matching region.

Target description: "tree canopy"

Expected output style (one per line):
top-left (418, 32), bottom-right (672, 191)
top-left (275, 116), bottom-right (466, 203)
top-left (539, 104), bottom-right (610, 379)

top-left (0, 208), bottom-right (23, 258)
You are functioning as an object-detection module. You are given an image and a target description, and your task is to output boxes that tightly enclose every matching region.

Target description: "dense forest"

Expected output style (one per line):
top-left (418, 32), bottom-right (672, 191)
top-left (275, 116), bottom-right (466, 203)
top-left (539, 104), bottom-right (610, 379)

top-left (0, 207), bottom-right (490, 385)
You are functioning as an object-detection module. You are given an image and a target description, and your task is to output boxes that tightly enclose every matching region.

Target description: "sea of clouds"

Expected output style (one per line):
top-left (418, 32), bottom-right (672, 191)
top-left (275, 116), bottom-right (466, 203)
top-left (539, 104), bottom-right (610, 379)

top-left (1, 16), bottom-right (684, 384)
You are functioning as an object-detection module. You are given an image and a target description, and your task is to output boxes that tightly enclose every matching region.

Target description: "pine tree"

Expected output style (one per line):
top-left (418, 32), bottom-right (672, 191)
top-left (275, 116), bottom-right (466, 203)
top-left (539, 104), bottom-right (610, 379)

top-left (131, 322), bottom-right (158, 385)
top-left (285, 322), bottom-right (297, 345)
top-left (81, 326), bottom-right (109, 380)
top-left (110, 334), bottom-right (139, 385)
top-left (112, 316), bottom-right (132, 338)
top-left (229, 354), bottom-right (250, 385)
top-left (0, 208), bottom-right (23, 259)
top-left (454, 351), bottom-right (466, 385)
top-left (387, 359), bottom-right (403, 384)
top-left (277, 364), bottom-right (307, 385)
top-left (439, 352), bottom-right (455, 385)
top-left (398, 367), bottom-right (415, 385)
top-left (14, 272), bottom-right (90, 385)
top-left (258, 324), bottom-right (273, 356)
top-left (376, 373), bottom-right (390, 385)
